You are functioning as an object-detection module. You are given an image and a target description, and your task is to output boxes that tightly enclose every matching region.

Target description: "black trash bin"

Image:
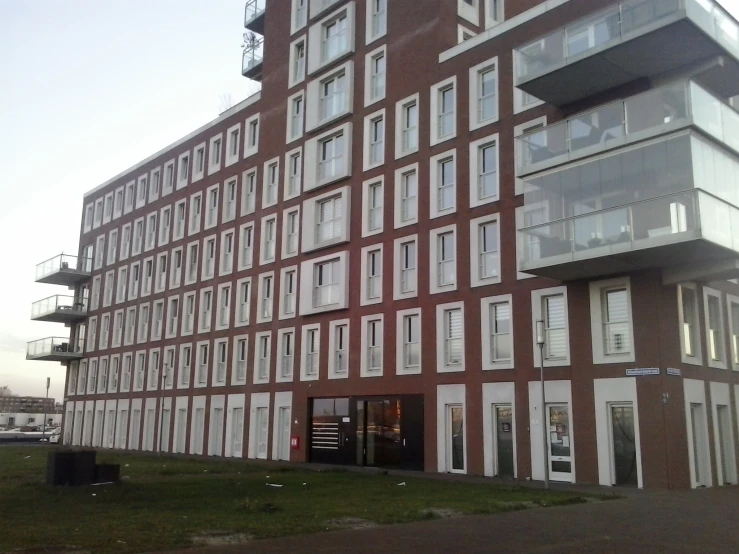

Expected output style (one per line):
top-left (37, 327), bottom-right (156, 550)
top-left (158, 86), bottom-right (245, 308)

top-left (46, 450), bottom-right (75, 486)
top-left (71, 450), bottom-right (97, 486)
top-left (94, 464), bottom-right (121, 483)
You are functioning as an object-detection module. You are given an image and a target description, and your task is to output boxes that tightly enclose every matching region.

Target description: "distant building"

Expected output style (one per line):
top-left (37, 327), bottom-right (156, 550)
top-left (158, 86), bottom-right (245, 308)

top-left (0, 396), bottom-right (62, 428)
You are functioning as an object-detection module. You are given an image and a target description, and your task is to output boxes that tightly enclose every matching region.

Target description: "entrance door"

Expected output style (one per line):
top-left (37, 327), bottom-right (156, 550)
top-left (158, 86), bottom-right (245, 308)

top-left (494, 405), bottom-right (514, 478)
top-left (145, 409), bottom-right (155, 451)
top-left (160, 409), bottom-right (170, 452)
top-left (231, 408), bottom-right (243, 457)
top-left (716, 405), bottom-right (735, 485)
top-left (211, 408), bottom-right (223, 456)
top-left (256, 407), bottom-right (269, 459)
top-left (690, 403), bottom-right (709, 487)
top-left (358, 399), bottom-right (402, 468)
top-left (609, 403), bottom-right (638, 487)
top-left (176, 409), bottom-right (187, 453)
top-left (547, 404), bottom-right (572, 481)
top-left (310, 398), bottom-right (353, 465)
top-left (446, 405), bottom-right (465, 473)
top-left (277, 406), bottom-right (291, 461)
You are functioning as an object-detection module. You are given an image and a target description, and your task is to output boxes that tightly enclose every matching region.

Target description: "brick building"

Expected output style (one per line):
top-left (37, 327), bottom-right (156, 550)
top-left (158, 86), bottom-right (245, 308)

top-left (27, 0), bottom-right (739, 489)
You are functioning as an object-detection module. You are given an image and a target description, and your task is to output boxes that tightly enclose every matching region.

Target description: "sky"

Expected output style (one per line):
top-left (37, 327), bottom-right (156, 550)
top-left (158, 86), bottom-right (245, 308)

top-left (0, 0), bottom-right (259, 402)
top-left (1, 0), bottom-right (739, 403)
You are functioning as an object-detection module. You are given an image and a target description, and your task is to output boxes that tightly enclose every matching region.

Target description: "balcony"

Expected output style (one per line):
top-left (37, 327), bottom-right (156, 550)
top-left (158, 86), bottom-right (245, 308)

top-left (244, 0), bottom-right (265, 35)
top-left (242, 35), bottom-right (264, 81)
top-left (26, 337), bottom-right (84, 362)
top-left (31, 295), bottom-right (87, 324)
top-left (35, 254), bottom-right (91, 286)
top-left (514, 0), bottom-right (739, 106)
top-left (517, 80), bottom-right (739, 177)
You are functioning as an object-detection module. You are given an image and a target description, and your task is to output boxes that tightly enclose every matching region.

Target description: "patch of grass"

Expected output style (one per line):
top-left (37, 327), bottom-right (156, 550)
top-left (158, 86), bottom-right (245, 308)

top-left (0, 447), bottom-right (599, 553)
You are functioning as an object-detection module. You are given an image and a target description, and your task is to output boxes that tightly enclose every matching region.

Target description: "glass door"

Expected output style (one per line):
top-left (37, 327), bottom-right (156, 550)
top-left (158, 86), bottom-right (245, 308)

top-left (609, 403), bottom-right (638, 487)
top-left (277, 406), bottom-right (291, 461)
top-left (690, 403), bottom-right (708, 487)
top-left (231, 407), bottom-right (243, 457)
top-left (547, 404), bottom-right (572, 482)
top-left (717, 405), bottom-right (734, 485)
top-left (447, 405), bottom-right (465, 473)
top-left (494, 405), bottom-right (514, 477)
top-left (358, 399), bottom-right (401, 468)
top-left (256, 407), bottom-right (268, 459)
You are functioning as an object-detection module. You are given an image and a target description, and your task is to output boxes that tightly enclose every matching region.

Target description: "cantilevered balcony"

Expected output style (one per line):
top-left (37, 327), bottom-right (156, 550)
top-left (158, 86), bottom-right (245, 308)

top-left (26, 337), bottom-right (84, 362)
top-left (517, 82), bottom-right (739, 281)
top-left (244, 0), bottom-right (265, 35)
top-left (35, 254), bottom-right (91, 286)
top-left (514, 0), bottom-right (739, 106)
top-left (31, 295), bottom-right (87, 324)
top-left (242, 35), bottom-right (264, 81)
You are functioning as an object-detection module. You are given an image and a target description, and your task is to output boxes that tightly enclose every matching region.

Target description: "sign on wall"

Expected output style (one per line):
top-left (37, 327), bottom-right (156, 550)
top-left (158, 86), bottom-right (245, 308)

top-left (626, 368), bottom-right (660, 376)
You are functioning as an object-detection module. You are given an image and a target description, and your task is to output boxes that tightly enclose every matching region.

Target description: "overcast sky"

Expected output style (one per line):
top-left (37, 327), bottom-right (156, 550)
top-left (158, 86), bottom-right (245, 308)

top-left (1, 0), bottom-right (739, 403)
top-left (0, 0), bottom-right (258, 402)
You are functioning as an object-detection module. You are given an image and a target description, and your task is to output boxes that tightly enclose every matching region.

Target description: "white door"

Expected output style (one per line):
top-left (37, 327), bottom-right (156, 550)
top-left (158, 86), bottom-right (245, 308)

top-left (231, 408), bottom-right (244, 457)
top-left (145, 409), bottom-right (155, 451)
top-left (277, 406), bottom-right (291, 461)
top-left (94, 410), bottom-right (104, 446)
top-left (446, 404), bottom-right (465, 473)
top-left (256, 407), bottom-right (269, 459)
top-left (106, 409), bottom-right (116, 448)
top-left (691, 403), bottom-right (709, 487)
top-left (117, 410), bottom-right (129, 448)
top-left (85, 410), bottom-right (94, 446)
top-left (716, 405), bottom-right (736, 485)
top-left (211, 408), bottom-right (223, 456)
top-left (176, 409), bottom-right (187, 453)
top-left (547, 404), bottom-right (573, 482)
top-left (160, 409), bottom-right (171, 452)
top-left (193, 408), bottom-right (205, 454)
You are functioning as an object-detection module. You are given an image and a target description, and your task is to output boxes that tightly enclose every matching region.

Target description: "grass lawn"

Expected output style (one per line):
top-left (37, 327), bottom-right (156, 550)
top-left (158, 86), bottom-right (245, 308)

top-left (0, 446), bottom-right (600, 553)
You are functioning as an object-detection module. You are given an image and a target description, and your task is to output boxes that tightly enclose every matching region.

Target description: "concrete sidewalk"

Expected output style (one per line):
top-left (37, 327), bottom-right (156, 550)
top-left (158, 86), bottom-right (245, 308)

top-left (161, 486), bottom-right (739, 554)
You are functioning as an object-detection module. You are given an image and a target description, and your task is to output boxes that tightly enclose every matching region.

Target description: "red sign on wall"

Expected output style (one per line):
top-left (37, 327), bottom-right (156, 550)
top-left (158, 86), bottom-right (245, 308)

top-left (290, 436), bottom-right (300, 450)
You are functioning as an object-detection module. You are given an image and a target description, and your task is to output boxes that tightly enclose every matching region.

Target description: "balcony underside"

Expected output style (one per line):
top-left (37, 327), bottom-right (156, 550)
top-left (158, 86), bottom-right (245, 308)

top-left (519, 19), bottom-right (739, 106)
top-left (26, 351), bottom-right (82, 362)
top-left (521, 235), bottom-right (739, 281)
top-left (245, 10), bottom-right (265, 34)
top-left (36, 269), bottom-right (90, 287)
top-left (243, 63), bottom-right (263, 81)
top-left (31, 308), bottom-right (87, 324)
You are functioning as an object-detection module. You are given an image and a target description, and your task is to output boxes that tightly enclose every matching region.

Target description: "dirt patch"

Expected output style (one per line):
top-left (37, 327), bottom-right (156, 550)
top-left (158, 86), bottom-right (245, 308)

top-left (12, 548), bottom-right (90, 554)
top-left (326, 517), bottom-right (378, 530)
top-left (421, 508), bottom-right (465, 519)
top-left (191, 532), bottom-right (253, 546)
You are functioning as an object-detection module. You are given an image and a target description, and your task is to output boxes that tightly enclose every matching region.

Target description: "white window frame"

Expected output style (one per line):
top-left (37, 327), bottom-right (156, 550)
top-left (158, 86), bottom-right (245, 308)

top-left (279, 265), bottom-right (299, 320)
top-left (306, 61), bottom-right (354, 133)
top-left (704, 287), bottom-right (728, 369)
top-left (165, 295), bottom-right (180, 340)
top-left (216, 283), bottom-right (232, 331)
top-left (219, 229), bottom-right (235, 276)
top-left (470, 213), bottom-right (501, 288)
top-left (589, 277), bottom-right (636, 365)
top-left (158, 205), bottom-right (172, 246)
top-left (151, 299), bottom-right (164, 341)
top-left (195, 340), bottom-right (210, 388)
top-left (204, 184), bottom-right (219, 230)
top-left (286, 90), bottom-right (305, 143)
top-left (430, 225), bottom-right (457, 294)
top-left (154, 252), bottom-right (168, 295)
top-left (469, 57), bottom-right (499, 130)
top-left (678, 283), bottom-right (704, 366)
top-left (532, 286), bottom-right (571, 367)
top-left (304, 122), bottom-right (352, 191)
top-left (184, 241), bottom-right (199, 286)
top-left (396, 308), bottom-right (422, 375)
top-left (181, 292), bottom-right (196, 337)
top-left (395, 93), bottom-right (420, 160)
top-left (276, 329), bottom-right (295, 383)
top-left (480, 294), bottom-right (514, 370)
top-left (393, 234), bottom-right (418, 301)
top-left (201, 235), bottom-right (217, 280)
top-left (106, 229), bottom-right (118, 266)
top-left (113, 187), bottom-right (124, 219)
top-left (135, 175), bottom-right (148, 210)
top-left (288, 36), bottom-right (307, 88)
top-left (124, 180), bottom-right (135, 214)
top-left (360, 314), bottom-right (384, 377)
top-left (365, 0), bottom-right (387, 44)
top-left (188, 191), bottom-right (202, 236)
top-left (307, 3), bottom-right (356, 75)
top-left (238, 222), bottom-right (255, 271)
top-left (253, 332), bottom-right (272, 385)
top-left (222, 176), bottom-right (238, 223)
top-left (360, 244), bottom-right (383, 306)
top-left (173, 199), bottom-right (187, 241)
top-left (362, 177), bottom-right (384, 237)
top-left (192, 142), bottom-right (206, 183)
top-left (281, 207), bottom-right (301, 259)
top-left (393, 163), bottom-right (419, 229)
top-left (364, 44), bottom-right (386, 107)
top-left (162, 159), bottom-right (175, 197)
top-left (298, 250), bottom-right (349, 316)
top-left (244, 113), bottom-right (260, 159)
top-left (300, 324), bottom-right (321, 381)
top-left (178, 343), bottom-right (192, 388)
top-left (430, 149), bottom-right (457, 219)
top-left (257, 271), bottom-right (275, 324)
top-left (436, 302), bottom-right (465, 373)
top-left (284, 147), bottom-right (303, 200)
top-left (259, 215), bottom-right (278, 266)
top-left (241, 168), bottom-right (258, 216)
top-left (301, 185), bottom-right (350, 253)
top-left (226, 123), bottom-right (241, 167)
top-left (327, 319), bottom-right (349, 379)
top-left (232, 335), bottom-right (249, 385)
top-left (208, 133), bottom-right (223, 176)
top-left (235, 276), bottom-right (252, 327)
top-left (362, 109), bottom-right (385, 171)
top-left (198, 287), bottom-right (214, 334)
top-left (213, 338), bottom-right (229, 386)
top-left (430, 76), bottom-right (457, 146)
top-left (103, 192), bottom-right (114, 225)
top-left (177, 150), bottom-right (190, 190)
top-left (469, 134), bottom-right (500, 207)
top-left (262, 158), bottom-right (280, 209)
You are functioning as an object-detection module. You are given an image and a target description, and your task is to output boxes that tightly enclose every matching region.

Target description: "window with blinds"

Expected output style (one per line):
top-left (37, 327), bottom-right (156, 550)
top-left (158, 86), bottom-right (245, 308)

top-left (445, 308), bottom-right (463, 366)
top-left (316, 196), bottom-right (343, 243)
top-left (400, 240), bottom-right (417, 293)
top-left (438, 232), bottom-right (456, 287)
top-left (280, 333), bottom-right (293, 379)
top-left (367, 249), bottom-right (382, 300)
top-left (602, 288), bottom-right (631, 355)
top-left (403, 314), bottom-right (420, 370)
top-left (367, 319), bottom-right (382, 372)
top-left (216, 341), bottom-right (227, 383)
top-left (479, 221), bottom-right (499, 280)
top-left (314, 260), bottom-right (340, 307)
top-left (490, 302), bottom-right (511, 362)
top-left (305, 329), bottom-right (319, 376)
top-left (334, 324), bottom-right (348, 374)
top-left (543, 294), bottom-right (567, 360)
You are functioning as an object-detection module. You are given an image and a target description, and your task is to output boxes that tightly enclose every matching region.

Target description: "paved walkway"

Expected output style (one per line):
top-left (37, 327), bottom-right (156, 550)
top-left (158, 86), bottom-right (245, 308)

top-left (163, 486), bottom-right (739, 554)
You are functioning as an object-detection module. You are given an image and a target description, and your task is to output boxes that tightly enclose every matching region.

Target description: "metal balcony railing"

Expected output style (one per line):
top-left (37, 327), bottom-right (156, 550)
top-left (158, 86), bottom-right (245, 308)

top-left (244, 0), bottom-right (265, 28)
top-left (26, 337), bottom-right (84, 359)
top-left (31, 295), bottom-right (87, 319)
top-left (35, 253), bottom-right (92, 282)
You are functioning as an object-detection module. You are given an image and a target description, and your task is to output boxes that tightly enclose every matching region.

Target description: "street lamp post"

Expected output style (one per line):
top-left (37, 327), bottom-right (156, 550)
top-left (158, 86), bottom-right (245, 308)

top-left (42, 377), bottom-right (50, 441)
top-left (535, 320), bottom-right (549, 490)
top-left (158, 364), bottom-right (168, 456)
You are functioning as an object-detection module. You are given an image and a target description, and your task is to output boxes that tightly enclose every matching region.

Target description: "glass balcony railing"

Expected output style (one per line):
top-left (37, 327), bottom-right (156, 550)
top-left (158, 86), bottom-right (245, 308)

top-left (517, 80), bottom-right (739, 175)
top-left (35, 253), bottom-right (92, 282)
top-left (244, 0), bottom-right (265, 27)
top-left (26, 337), bottom-right (84, 359)
top-left (242, 45), bottom-right (264, 76)
top-left (515, 0), bottom-right (739, 84)
top-left (518, 189), bottom-right (739, 269)
top-left (31, 295), bottom-right (87, 319)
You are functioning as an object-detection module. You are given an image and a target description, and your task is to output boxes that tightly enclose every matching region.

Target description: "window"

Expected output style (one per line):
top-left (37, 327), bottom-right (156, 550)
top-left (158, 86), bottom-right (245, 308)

top-left (119, 224), bottom-right (131, 261)
top-left (238, 223), bottom-right (254, 270)
top-left (306, 62), bottom-right (354, 132)
top-left (134, 351), bottom-right (146, 391)
top-left (109, 356), bottom-right (120, 392)
top-left (437, 303), bottom-right (464, 372)
top-left (277, 330), bottom-right (294, 382)
top-left (112, 310), bottom-right (123, 348)
top-left (155, 252), bottom-right (168, 293)
top-left (152, 300), bottom-right (164, 340)
top-left (486, 0), bottom-right (504, 27)
top-left (177, 151), bottom-right (190, 189)
top-left (299, 252), bottom-right (348, 315)
top-left (431, 227), bottom-right (457, 293)
top-left (241, 169), bottom-right (257, 215)
top-left (113, 187), bottom-right (124, 219)
top-left (223, 178), bottom-right (237, 223)
top-left (365, 46), bottom-right (386, 105)
top-left (290, 39), bottom-right (306, 87)
top-left (704, 288), bottom-right (727, 368)
top-left (185, 242), bottom-right (199, 285)
top-left (320, 133), bottom-right (346, 182)
top-left (103, 193), bottom-right (113, 224)
top-left (163, 160), bottom-right (175, 196)
top-left (214, 340), bottom-right (227, 384)
top-left (166, 296), bottom-right (179, 338)
top-left (148, 349), bottom-right (161, 391)
top-left (363, 111), bottom-right (385, 170)
top-left (141, 257), bottom-right (153, 296)
top-left (193, 144), bottom-right (205, 182)
top-left (205, 185), bottom-right (219, 229)
top-left (100, 315), bottom-right (110, 350)
top-left (149, 168), bottom-right (161, 202)
top-left (103, 271), bottom-right (114, 307)
top-left (93, 199), bottom-right (103, 228)
top-left (260, 216), bottom-right (277, 265)
top-left (179, 344), bottom-right (192, 387)
top-left (363, 178), bottom-right (383, 236)
top-left (94, 235), bottom-right (105, 270)
top-left (169, 248), bottom-right (183, 289)
top-left (236, 277), bottom-right (251, 326)
top-left (254, 332), bottom-right (271, 383)
top-left (208, 134), bottom-right (222, 175)
top-left (470, 135), bottom-right (499, 206)
top-left (124, 181), bottom-right (135, 214)
top-left (292, 0), bottom-right (307, 33)
top-left (470, 58), bottom-right (498, 129)
top-left (121, 354), bottom-right (133, 392)
top-left (320, 72), bottom-right (347, 122)
top-left (244, 114), bottom-right (260, 158)
top-left (136, 175), bottom-right (148, 209)
top-left (145, 212), bottom-right (157, 251)
top-left (233, 337), bottom-right (248, 384)
top-left (397, 309), bottom-right (421, 374)
top-left (366, 0), bottom-right (387, 43)
top-left (678, 284), bottom-right (702, 364)
top-left (196, 342), bottom-right (209, 386)
top-left (394, 164), bottom-right (418, 228)
top-left (226, 124), bottom-right (241, 166)
top-left (288, 93), bottom-right (304, 141)
top-left (301, 325), bottom-right (320, 380)
top-left (532, 287), bottom-right (570, 367)
top-left (328, 321), bottom-right (349, 378)
top-left (129, 219), bottom-right (142, 257)
top-left (258, 273), bottom-right (274, 323)
top-left (280, 267), bottom-right (298, 319)
top-left (285, 149), bottom-right (302, 199)
top-left (182, 292), bottom-right (196, 335)
top-left (282, 209), bottom-right (300, 258)
top-left (220, 230), bottom-right (234, 275)
top-left (116, 266), bottom-right (128, 304)
top-left (202, 236), bottom-right (216, 280)
top-left (84, 203), bottom-right (94, 233)
top-left (198, 288), bottom-right (213, 333)
top-left (589, 278), bottom-right (635, 364)
top-left (173, 200), bottom-right (186, 241)
top-left (361, 316), bottom-right (383, 376)
top-left (263, 159), bottom-right (279, 207)
top-left (432, 152), bottom-right (456, 217)
top-left (470, 214), bottom-right (500, 287)
top-left (314, 259), bottom-right (339, 308)
top-left (107, 229), bottom-right (118, 265)
top-left (217, 284), bottom-right (231, 330)
top-left (159, 206), bottom-right (171, 246)
top-left (431, 78), bottom-right (456, 145)
top-left (321, 13), bottom-right (348, 63)
top-left (395, 95), bottom-right (419, 159)
top-left (481, 295), bottom-right (513, 370)
top-left (361, 245), bottom-right (382, 306)
top-left (394, 236), bottom-right (418, 300)
top-left (305, 122), bottom-right (352, 190)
